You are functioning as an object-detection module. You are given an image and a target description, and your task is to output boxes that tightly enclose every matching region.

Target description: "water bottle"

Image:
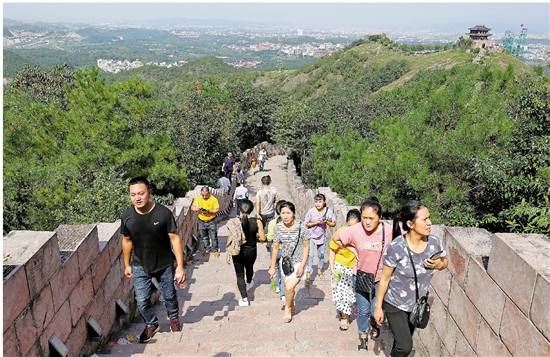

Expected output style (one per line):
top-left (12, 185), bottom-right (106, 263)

top-left (175, 273), bottom-right (187, 289)
top-left (270, 277), bottom-right (277, 291)
top-left (332, 269), bottom-right (342, 285)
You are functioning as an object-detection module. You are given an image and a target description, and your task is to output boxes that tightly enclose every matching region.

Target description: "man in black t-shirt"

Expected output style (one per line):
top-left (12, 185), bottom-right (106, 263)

top-left (121, 177), bottom-right (187, 343)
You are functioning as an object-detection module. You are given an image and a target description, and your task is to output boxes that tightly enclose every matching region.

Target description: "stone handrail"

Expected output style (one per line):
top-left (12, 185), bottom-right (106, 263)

top-left (3, 147), bottom-right (549, 356)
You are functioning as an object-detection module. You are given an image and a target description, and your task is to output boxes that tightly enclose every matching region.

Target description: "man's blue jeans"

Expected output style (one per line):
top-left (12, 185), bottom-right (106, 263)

top-left (198, 219), bottom-right (218, 252)
top-left (132, 264), bottom-right (179, 326)
top-left (353, 277), bottom-right (378, 335)
top-left (306, 236), bottom-right (326, 273)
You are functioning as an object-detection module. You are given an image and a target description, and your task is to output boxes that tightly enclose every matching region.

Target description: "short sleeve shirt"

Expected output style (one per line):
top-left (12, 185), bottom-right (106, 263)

top-left (194, 194), bottom-right (220, 221)
top-left (339, 222), bottom-right (393, 281)
top-left (382, 234), bottom-right (447, 312)
top-left (256, 186), bottom-right (280, 215)
top-left (266, 219), bottom-right (277, 241)
top-left (120, 204), bottom-right (177, 274)
top-left (233, 186), bottom-right (249, 200)
top-left (273, 220), bottom-right (310, 265)
top-left (217, 177), bottom-right (231, 193)
top-left (304, 207), bottom-right (335, 243)
top-left (329, 227), bottom-right (356, 268)
top-left (223, 157), bottom-right (235, 172)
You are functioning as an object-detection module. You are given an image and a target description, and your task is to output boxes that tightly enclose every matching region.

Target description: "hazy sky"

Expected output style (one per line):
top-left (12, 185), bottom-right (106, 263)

top-left (3, 1), bottom-right (550, 33)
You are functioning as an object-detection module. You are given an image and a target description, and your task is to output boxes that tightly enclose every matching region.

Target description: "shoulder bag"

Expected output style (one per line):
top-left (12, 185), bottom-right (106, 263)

top-left (406, 237), bottom-right (431, 329)
top-left (355, 223), bottom-right (385, 296)
top-left (281, 223), bottom-right (302, 276)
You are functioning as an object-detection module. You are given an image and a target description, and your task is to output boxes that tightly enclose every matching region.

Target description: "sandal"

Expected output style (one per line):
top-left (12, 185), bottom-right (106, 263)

top-left (318, 270), bottom-right (324, 279)
top-left (339, 318), bottom-right (349, 331)
top-left (284, 308), bottom-right (293, 323)
top-left (305, 272), bottom-right (311, 287)
top-left (358, 334), bottom-right (368, 351)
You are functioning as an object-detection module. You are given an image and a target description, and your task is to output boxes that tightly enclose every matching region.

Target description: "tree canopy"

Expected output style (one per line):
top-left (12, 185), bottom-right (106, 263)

top-left (3, 36), bottom-right (549, 236)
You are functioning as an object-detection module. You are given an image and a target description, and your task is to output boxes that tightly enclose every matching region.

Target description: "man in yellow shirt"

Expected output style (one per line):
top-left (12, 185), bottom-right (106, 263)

top-left (191, 187), bottom-right (221, 257)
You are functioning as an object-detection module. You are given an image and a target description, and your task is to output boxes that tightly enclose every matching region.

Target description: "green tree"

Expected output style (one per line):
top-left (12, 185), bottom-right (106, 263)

top-left (3, 66), bottom-right (186, 233)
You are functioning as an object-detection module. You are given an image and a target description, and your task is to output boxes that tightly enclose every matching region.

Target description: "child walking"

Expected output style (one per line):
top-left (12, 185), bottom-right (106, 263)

top-left (329, 209), bottom-right (360, 331)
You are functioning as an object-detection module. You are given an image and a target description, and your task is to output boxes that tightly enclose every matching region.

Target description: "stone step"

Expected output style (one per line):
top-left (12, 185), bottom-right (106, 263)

top-left (96, 155), bottom-right (395, 357)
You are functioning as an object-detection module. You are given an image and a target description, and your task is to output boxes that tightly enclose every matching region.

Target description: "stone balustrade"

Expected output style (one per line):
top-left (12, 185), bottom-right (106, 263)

top-left (3, 147), bottom-right (549, 356)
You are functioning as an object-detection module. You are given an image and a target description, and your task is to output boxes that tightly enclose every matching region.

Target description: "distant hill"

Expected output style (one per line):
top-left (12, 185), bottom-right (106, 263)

top-left (3, 50), bottom-right (38, 78)
top-left (4, 26), bottom-right (14, 37)
top-left (3, 18), bottom-right (24, 26)
top-left (252, 40), bottom-right (532, 99)
top-left (105, 56), bottom-right (240, 84)
top-left (77, 27), bottom-right (179, 43)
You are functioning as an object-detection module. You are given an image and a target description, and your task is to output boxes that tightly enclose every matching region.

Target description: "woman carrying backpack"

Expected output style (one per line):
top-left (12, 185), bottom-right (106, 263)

top-left (268, 201), bottom-right (311, 323)
top-left (228, 199), bottom-right (266, 307)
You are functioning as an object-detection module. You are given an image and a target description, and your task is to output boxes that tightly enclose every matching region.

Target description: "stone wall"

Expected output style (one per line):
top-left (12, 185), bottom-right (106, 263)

top-left (3, 153), bottom-right (548, 357)
top-left (3, 186), bottom-right (234, 357)
top-left (284, 158), bottom-right (550, 357)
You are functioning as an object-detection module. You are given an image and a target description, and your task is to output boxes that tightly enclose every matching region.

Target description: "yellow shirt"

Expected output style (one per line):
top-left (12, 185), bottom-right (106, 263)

top-left (194, 195), bottom-right (220, 221)
top-left (266, 219), bottom-right (277, 242)
top-left (330, 227), bottom-right (356, 268)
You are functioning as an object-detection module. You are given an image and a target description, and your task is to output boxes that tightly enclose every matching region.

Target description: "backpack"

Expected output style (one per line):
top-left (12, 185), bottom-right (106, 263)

top-left (225, 217), bottom-right (247, 263)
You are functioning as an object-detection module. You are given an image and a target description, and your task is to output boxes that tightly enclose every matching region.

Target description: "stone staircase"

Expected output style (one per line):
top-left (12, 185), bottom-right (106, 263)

top-left (95, 155), bottom-right (398, 357)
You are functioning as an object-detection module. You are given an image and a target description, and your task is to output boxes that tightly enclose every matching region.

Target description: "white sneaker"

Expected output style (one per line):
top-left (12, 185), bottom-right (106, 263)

top-left (275, 287), bottom-right (280, 293)
top-left (280, 296), bottom-right (286, 301)
top-left (238, 298), bottom-right (249, 306)
top-left (246, 280), bottom-right (254, 291)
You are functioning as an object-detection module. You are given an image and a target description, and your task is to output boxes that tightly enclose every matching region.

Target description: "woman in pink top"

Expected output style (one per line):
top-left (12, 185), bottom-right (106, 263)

top-left (333, 199), bottom-right (393, 351)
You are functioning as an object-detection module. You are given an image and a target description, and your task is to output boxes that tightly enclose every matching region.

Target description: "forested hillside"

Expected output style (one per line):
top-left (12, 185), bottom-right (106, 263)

top-left (4, 35), bottom-right (549, 235)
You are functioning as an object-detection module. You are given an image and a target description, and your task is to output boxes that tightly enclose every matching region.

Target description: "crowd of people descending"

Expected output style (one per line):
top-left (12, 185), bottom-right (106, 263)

top-left (123, 151), bottom-right (449, 356)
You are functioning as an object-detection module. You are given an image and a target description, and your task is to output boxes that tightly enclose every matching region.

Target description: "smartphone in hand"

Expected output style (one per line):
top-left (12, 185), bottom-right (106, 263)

top-left (429, 250), bottom-right (443, 260)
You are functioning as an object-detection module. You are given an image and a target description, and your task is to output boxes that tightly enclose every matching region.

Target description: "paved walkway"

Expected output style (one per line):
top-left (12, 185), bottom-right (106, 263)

top-left (97, 155), bottom-right (395, 356)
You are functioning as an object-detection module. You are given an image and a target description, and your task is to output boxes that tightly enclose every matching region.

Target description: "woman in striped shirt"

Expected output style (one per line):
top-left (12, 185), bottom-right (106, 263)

top-left (268, 201), bottom-right (310, 323)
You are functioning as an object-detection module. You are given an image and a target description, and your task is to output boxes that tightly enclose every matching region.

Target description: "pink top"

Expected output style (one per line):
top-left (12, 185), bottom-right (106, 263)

top-left (340, 222), bottom-right (393, 281)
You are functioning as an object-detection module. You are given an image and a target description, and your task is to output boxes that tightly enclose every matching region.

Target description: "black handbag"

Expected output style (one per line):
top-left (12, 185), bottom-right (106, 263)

top-left (406, 239), bottom-right (431, 329)
top-left (355, 269), bottom-right (375, 294)
top-left (281, 225), bottom-right (301, 276)
top-left (355, 224), bottom-right (385, 295)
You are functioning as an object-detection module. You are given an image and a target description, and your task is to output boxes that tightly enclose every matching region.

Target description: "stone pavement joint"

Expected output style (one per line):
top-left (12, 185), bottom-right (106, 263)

top-left (97, 155), bottom-right (397, 356)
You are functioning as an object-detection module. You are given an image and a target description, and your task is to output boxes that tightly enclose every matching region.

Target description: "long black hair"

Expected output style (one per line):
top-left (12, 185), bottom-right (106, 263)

top-left (392, 200), bottom-right (425, 239)
top-left (238, 198), bottom-right (254, 233)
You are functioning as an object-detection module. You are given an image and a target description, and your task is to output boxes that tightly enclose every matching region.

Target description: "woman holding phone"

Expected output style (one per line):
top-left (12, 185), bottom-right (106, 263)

top-left (374, 200), bottom-right (448, 357)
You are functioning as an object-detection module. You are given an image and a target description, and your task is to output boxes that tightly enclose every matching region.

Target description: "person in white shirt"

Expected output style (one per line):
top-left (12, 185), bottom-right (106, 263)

top-left (235, 167), bottom-right (245, 184)
top-left (233, 181), bottom-right (249, 206)
top-left (258, 149), bottom-right (267, 172)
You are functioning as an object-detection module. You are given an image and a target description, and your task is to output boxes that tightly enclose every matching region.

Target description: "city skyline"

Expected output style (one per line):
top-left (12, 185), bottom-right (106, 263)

top-left (3, 1), bottom-right (550, 34)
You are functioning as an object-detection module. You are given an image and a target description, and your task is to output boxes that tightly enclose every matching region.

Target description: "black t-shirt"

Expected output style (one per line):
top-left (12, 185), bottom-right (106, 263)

top-left (242, 217), bottom-right (259, 249)
top-left (120, 203), bottom-right (177, 274)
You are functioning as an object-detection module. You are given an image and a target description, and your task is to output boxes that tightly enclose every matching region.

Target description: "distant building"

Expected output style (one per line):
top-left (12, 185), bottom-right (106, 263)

top-left (467, 25), bottom-right (495, 49)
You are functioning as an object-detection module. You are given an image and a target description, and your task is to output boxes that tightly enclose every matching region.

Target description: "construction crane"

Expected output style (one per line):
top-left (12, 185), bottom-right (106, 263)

top-left (502, 26), bottom-right (528, 57)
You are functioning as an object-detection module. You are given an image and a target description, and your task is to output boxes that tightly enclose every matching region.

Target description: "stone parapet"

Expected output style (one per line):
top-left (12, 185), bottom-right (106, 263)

top-left (280, 156), bottom-right (549, 357)
top-left (3, 153), bottom-right (548, 357)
